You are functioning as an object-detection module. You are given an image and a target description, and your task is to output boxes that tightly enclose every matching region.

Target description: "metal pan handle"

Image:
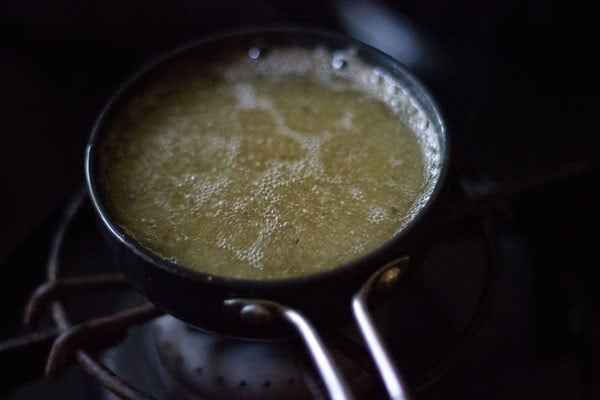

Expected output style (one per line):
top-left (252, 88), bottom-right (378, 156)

top-left (352, 256), bottom-right (413, 400)
top-left (224, 298), bottom-right (354, 400)
top-left (224, 256), bottom-right (411, 400)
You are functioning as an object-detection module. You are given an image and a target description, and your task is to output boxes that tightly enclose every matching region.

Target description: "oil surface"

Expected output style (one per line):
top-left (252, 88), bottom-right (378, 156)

top-left (98, 47), bottom-right (427, 279)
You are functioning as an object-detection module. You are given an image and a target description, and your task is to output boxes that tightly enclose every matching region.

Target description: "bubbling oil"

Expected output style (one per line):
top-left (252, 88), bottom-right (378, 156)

top-left (98, 46), bottom-right (436, 280)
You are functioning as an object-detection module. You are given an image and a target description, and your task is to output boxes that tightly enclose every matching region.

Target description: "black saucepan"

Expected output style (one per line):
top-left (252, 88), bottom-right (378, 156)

top-left (85, 28), bottom-right (449, 341)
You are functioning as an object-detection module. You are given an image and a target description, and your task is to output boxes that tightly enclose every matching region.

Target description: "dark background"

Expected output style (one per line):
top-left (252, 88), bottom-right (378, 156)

top-left (1, 0), bottom-right (598, 398)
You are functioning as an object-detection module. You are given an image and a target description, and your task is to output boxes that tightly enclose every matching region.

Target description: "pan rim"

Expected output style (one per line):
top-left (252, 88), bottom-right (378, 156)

top-left (85, 26), bottom-right (450, 291)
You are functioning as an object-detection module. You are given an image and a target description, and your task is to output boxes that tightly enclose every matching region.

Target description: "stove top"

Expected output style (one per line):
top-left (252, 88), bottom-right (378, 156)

top-left (1, 0), bottom-right (598, 399)
top-left (3, 187), bottom-right (500, 400)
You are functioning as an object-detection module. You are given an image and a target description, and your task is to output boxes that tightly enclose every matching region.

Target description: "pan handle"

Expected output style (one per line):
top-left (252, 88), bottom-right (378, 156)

top-left (224, 256), bottom-right (411, 400)
top-left (352, 256), bottom-right (413, 400)
top-left (224, 298), bottom-right (354, 400)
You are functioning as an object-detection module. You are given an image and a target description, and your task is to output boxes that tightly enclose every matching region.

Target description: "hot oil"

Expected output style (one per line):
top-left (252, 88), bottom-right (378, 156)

top-left (99, 47), bottom-right (432, 280)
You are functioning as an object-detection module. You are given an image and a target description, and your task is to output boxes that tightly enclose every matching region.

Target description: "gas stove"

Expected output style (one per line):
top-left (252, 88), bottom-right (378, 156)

top-left (1, 1), bottom-right (598, 399)
top-left (3, 184), bottom-right (504, 400)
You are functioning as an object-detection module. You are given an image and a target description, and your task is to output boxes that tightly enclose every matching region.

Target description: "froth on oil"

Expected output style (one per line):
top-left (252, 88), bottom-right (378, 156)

top-left (97, 45), bottom-right (440, 280)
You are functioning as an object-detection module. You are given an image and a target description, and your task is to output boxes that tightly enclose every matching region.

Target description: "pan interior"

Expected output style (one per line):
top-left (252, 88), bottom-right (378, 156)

top-left (95, 42), bottom-right (444, 281)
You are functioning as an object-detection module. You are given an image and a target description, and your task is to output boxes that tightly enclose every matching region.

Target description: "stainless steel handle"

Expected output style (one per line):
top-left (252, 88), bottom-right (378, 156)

top-left (352, 256), bottom-right (413, 400)
top-left (225, 256), bottom-right (411, 400)
top-left (224, 298), bottom-right (354, 400)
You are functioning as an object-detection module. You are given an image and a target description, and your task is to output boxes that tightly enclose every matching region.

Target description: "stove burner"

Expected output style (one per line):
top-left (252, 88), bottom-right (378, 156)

top-left (13, 185), bottom-right (502, 399)
top-left (153, 317), bottom-right (312, 399)
top-left (103, 315), bottom-right (371, 400)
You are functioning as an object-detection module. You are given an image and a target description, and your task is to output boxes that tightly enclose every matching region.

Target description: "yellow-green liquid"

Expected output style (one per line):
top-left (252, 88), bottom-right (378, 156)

top-left (98, 49), bottom-right (426, 280)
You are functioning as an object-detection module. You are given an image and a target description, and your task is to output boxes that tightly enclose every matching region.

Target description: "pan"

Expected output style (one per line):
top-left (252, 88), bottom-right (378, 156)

top-left (85, 28), bottom-right (449, 400)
